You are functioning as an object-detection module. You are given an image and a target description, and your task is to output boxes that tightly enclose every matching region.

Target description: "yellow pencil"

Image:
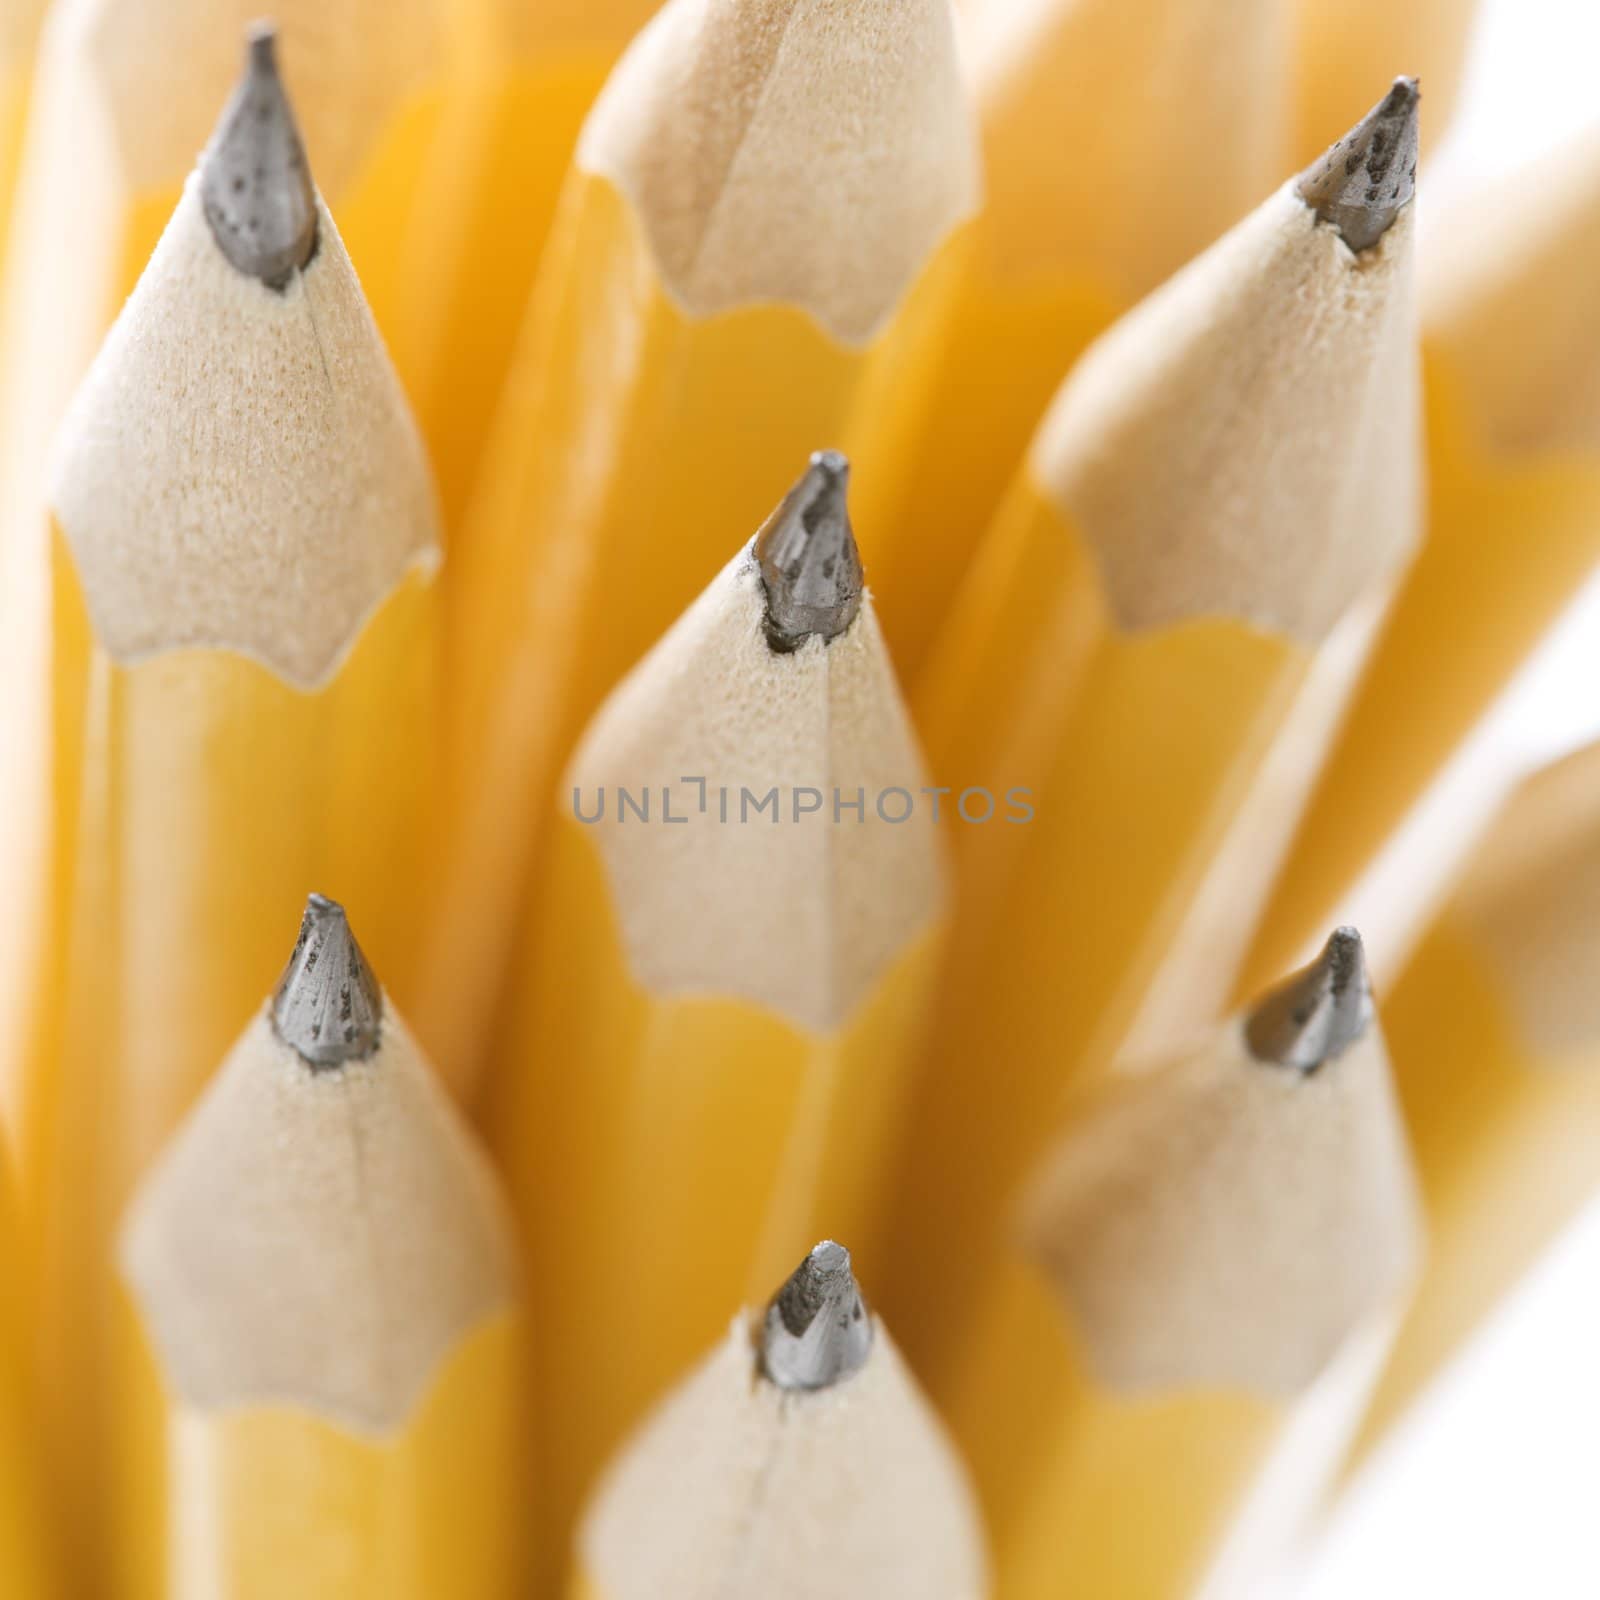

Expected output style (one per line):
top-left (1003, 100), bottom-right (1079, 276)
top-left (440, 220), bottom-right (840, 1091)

top-left (2, 36), bottom-right (440, 1586)
top-left (947, 931), bottom-right (1421, 1599)
top-left (858, 0), bottom-right (1293, 679)
top-left (1244, 127), bottom-right (1600, 989)
top-left (0, 0), bottom-right (47, 267)
top-left (117, 895), bottom-right (523, 1600)
top-left (493, 455), bottom-right (947, 1574)
top-left (424, 0), bottom-right (979, 1088)
top-left (0, 1144), bottom-right (51, 1600)
top-left (1348, 740), bottom-right (1600, 1470)
top-left (406, 0), bottom-right (663, 528)
top-left (885, 83), bottom-right (1422, 1390)
top-left (569, 1241), bottom-right (988, 1600)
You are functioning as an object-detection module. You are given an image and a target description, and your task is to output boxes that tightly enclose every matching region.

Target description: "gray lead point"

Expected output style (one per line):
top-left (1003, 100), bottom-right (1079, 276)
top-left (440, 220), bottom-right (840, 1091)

top-left (1297, 77), bottom-right (1420, 253)
top-left (271, 894), bottom-right (382, 1068)
top-left (754, 452), bottom-right (864, 653)
top-left (1245, 926), bottom-right (1373, 1073)
top-left (200, 24), bottom-right (319, 289)
top-left (760, 1240), bottom-right (873, 1391)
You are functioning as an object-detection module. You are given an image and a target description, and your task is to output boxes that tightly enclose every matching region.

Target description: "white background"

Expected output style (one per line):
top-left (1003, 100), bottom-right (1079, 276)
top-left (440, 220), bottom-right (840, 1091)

top-left (1289, 2), bottom-right (1600, 1594)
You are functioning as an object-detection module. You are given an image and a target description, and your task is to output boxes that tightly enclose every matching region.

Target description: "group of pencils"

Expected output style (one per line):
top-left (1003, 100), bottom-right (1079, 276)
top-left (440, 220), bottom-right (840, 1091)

top-left (0, 0), bottom-right (1596, 1594)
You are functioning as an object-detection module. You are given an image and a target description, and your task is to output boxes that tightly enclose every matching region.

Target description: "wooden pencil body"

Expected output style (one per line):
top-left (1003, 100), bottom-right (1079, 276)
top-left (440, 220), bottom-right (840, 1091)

top-left (951, 1268), bottom-right (1386, 1600)
top-left (1243, 363), bottom-right (1600, 989)
top-left (1349, 920), bottom-right (1600, 1465)
top-left (326, 68), bottom-right (489, 395)
top-left (428, 173), bottom-right (967, 1083)
top-left (119, 1311), bottom-right (522, 1600)
top-left (0, 62), bottom-right (28, 246)
top-left (0, 1151), bottom-right (50, 1600)
top-left (0, 0), bottom-right (48, 269)
top-left (409, 0), bottom-right (661, 529)
top-left (852, 263), bottom-right (1117, 681)
top-left (887, 488), bottom-right (1354, 1384)
top-left (0, 1370), bottom-right (47, 1598)
top-left (497, 806), bottom-right (944, 1576)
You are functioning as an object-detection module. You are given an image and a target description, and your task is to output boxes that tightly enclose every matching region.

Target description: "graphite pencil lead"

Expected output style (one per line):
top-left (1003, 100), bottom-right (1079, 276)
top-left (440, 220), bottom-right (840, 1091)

top-left (271, 894), bottom-right (382, 1068)
top-left (760, 1239), bottom-right (873, 1390)
top-left (200, 24), bottom-right (319, 289)
top-left (1296, 77), bottom-right (1420, 253)
top-left (754, 451), bottom-right (865, 654)
top-left (1245, 926), bottom-right (1372, 1072)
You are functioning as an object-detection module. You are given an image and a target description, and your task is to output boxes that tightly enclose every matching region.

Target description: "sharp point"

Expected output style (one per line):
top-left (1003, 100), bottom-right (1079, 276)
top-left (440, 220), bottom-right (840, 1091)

top-left (270, 894), bottom-right (383, 1068)
top-left (199, 22), bottom-right (319, 289)
top-left (1245, 926), bottom-right (1373, 1072)
top-left (759, 1239), bottom-right (874, 1391)
top-left (1296, 76), bottom-right (1421, 253)
top-left (754, 451), bottom-right (865, 654)
top-left (245, 17), bottom-right (277, 64)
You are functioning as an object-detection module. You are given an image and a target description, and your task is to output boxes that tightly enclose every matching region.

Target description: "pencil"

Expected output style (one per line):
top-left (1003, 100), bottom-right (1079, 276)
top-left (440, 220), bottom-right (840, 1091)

top-left (117, 895), bottom-right (523, 1600)
top-left (405, 0), bottom-right (662, 528)
top-left (887, 81), bottom-right (1422, 1388)
top-left (1291, 0), bottom-right (1477, 163)
top-left (570, 1240), bottom-right (988, 1600)
top-left (0, 0), bottom-right (47, 266)
top-left (1345, 740), bottom-right (1600, 1470)
top-left (425, 0), bottom-right (979, 1087)
top-left (4, 32), bottom-right (440, 1586)
top-left (1245, 125), bottom-right (1600, 989)
top-left (946, 931), bottom-right (1421, 1600)
top-left (0, 1144), bottom-right (50, 1600)
top-left (859, 0), bottom-right (1293, 679)
top-left (492, 453), bottom-right (947, 1576)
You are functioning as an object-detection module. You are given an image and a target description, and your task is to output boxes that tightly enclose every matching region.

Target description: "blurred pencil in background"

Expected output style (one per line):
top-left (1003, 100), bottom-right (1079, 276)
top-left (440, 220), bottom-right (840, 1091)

top-left (1347, 740), bottom-right (1600, 1472)
top-left (0, 0), bottom-right (47, 267)
top-left (0, 1145), bottom-right (50, 1600)
top-left (405, 0), bottom-right (662, 528)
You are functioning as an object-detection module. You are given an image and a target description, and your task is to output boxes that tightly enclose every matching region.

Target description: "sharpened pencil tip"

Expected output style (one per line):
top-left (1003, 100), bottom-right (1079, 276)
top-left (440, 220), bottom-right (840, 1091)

top-left (271, 894), bottom-right (382, 1068)
top-left (754, 452), bottom-right (864, 653)
top-left (1297, 77), bottom-right (1420, 252)
top-left (200, 23), bottom-right (319, 289)
top-left (1246, 926), bottom-right (1373, 1072)
top-left (760, 1239), bottom-right (873, 1390)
